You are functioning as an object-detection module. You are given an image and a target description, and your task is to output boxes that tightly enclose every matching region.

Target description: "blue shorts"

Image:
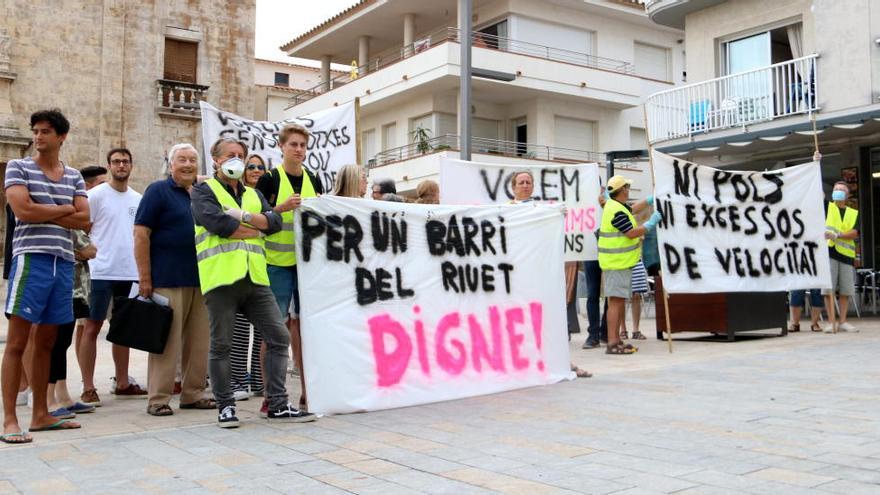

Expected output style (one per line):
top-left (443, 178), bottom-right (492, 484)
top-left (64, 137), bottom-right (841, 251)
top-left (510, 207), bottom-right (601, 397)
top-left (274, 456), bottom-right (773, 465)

top-left (88, 279), bottom-right (135, 321)
top-left (267, 264), bottom-right (299, 319)
top-left (790, 289), bottom-right (824, 308)
top-left (5, 253), bottom-right (74, 325)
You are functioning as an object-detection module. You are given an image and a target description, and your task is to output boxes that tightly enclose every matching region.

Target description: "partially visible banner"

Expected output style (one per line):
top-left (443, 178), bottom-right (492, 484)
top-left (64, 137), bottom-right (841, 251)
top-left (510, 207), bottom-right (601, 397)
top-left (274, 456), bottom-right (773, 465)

top-left (653, 150), bottom-right (830, 293)
top-left (199, 101), bottom-right (356, 192)
top-left (439, 157), bottom-right (602, 261)
top-left (295, 197), bottom-right (573, 415)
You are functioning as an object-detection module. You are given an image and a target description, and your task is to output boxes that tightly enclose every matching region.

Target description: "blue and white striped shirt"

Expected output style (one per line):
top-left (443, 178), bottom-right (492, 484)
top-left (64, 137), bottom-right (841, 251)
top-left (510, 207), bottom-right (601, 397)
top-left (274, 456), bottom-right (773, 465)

top-left (4, 157), bottom-right (87, 262)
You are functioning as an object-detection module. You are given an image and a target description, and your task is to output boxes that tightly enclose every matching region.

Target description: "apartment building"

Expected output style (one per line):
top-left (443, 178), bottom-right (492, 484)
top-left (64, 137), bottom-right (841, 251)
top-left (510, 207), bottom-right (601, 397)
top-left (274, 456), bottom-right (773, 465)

top-left (279, 0), bottom-right (684, 197)
top-left (254, 58), bottom-right (345, 120)
top-left (644, 0), bottom-right (880, 269)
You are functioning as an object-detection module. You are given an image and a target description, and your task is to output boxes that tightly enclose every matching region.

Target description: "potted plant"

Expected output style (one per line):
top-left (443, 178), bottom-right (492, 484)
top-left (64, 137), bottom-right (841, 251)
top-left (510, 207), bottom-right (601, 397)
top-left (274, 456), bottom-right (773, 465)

top-left (411, 126), bottom-right (432, 154)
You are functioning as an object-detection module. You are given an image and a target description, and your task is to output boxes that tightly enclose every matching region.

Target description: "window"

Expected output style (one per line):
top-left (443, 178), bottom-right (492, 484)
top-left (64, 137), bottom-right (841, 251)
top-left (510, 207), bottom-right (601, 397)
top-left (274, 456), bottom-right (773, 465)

top-left (361, 129), bottom-right (377, 162)
top-left (164, 38), bottom-right (198, 83)
top-left (554, 116), bottom-right (596, 152)
top-left (473, 118), bottom-right (501, 141)
top-left (436, 113), bottom-right (457, 137)
top-left (409, 114), bottom-right (433, 136)
top-left (382, 123), bottom-right (397, 150)
top-left (274, 72), bottom-right (290, 87)
top-left (634, 42), bottom-right (670, 81)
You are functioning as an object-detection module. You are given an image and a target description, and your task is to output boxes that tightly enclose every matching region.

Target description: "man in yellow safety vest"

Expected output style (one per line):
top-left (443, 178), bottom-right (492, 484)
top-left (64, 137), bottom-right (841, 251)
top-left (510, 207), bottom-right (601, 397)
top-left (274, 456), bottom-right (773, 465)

top-left (254, 124), bottom-right (323, 412)
top-left (597, 175), bottom-right (661, 355)
top-left (822, 181), bottom-right (859, 333)
top-left (191, 137), bottom-right (317, 428)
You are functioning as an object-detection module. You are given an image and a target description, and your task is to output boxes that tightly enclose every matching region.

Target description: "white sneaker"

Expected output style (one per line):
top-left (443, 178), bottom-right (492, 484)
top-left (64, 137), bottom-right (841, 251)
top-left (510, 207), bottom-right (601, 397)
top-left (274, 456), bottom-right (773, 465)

top-left (232, 390), bottom-right (250, 401)
top-left (824, 324), bottom-right (835, 334)
top-left (838, 322), bottom-right (858, 332)
top-left (16, 388), bottom-right (29, 406)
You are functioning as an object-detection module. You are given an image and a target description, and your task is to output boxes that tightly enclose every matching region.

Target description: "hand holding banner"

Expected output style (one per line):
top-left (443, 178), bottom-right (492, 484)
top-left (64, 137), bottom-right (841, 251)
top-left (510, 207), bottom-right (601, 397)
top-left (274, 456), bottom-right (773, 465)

top-left (652, 150), bottom-right (831, 293)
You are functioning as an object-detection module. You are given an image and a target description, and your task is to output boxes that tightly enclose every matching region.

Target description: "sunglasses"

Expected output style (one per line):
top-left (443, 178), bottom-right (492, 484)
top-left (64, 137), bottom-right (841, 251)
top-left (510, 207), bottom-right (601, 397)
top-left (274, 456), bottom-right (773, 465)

top-left (246, 164), bottom-right (266, 171)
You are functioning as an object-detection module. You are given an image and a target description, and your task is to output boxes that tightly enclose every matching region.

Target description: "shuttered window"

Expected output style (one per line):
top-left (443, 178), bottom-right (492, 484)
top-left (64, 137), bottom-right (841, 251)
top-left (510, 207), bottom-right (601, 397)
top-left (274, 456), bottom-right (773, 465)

top-left (554, 116), bottom-right (596, 152)
top-left (164, 38), bottom-right (198, 83)
top-left (634, 41), bottom-right (670, 81)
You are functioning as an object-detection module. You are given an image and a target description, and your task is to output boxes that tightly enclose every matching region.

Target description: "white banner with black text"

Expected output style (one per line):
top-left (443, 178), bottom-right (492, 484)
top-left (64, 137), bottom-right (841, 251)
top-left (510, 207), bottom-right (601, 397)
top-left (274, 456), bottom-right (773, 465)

top-left (295, 196), bottom-right (573, 415)
top-left (653, 150), bottom-right (830, 293)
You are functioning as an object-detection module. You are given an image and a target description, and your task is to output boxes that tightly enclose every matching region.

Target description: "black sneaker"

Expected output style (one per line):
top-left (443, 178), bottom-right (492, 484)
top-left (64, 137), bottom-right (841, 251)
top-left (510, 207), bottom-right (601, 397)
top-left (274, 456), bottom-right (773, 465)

top-left (582, 340), bottom-right (600, 349)
top-left (267, 403), bottom-right (317, 423)
top-left (217, 405), bottom-right (239, 428)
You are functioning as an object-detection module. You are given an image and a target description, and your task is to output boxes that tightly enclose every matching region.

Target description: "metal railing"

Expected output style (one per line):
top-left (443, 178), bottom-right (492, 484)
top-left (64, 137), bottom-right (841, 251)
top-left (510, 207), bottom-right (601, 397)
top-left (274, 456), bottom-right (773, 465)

top-left (291, 27), bottom-right (635, 106)
top-left (157, 79), bottom-right (209, 112)
top-left (369, 133), bottom-right (604, 168)
top-left (645, 54), bottom-right (818, 143)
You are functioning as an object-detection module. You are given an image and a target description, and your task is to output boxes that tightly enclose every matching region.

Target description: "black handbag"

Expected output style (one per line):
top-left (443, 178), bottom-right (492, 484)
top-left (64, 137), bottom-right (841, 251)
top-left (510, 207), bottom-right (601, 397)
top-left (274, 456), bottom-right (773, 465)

top-left (107, 296), bottom-right (173, 354)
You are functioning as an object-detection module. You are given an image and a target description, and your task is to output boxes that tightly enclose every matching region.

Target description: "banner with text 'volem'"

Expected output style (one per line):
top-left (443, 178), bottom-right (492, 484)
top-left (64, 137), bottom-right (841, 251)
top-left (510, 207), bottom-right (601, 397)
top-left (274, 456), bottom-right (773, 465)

top-left (199, 101), bottom-right (356, 192)
top-left (439, 157), bottom-right (602, 261)
top-left (653, 150), bottom-right (830, 293)
top-left (295, 197), bottom-right (573, 414)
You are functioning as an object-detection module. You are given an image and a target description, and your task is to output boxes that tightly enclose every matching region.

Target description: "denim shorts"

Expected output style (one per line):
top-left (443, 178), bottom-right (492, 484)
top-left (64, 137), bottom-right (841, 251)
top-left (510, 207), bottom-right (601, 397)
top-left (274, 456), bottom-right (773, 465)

top-left (5, 253), bottom-right (74, 325)
top-left (789, 289), bottom-right (824, 308)
top-left (267, 264), bottom-right (299, 319)
top-left (88, 279), bottom-right (135, 321)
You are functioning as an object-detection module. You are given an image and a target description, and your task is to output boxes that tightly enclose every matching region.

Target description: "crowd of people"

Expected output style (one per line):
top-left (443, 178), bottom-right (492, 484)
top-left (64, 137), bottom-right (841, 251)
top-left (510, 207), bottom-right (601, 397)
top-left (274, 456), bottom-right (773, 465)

top-left (0, 108), bottom-right (861, 445)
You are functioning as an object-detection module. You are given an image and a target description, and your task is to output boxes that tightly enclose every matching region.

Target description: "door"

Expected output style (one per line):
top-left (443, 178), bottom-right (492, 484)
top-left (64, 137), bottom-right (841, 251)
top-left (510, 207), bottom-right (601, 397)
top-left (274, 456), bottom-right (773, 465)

top-left (515, 119), bottom-right (527, 157)
top-left (724, 32), bottom-right (772, 123)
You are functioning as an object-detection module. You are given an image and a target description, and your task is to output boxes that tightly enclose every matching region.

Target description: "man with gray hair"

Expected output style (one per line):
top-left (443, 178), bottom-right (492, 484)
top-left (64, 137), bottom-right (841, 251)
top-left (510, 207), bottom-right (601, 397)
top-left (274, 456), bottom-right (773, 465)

top-left (135, 143), bottom-right (214, 416)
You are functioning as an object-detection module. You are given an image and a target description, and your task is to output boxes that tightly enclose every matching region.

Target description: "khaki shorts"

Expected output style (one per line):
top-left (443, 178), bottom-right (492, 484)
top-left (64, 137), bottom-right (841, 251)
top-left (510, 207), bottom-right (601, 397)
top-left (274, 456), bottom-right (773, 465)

top-left (822, 259), bottom-right (855, 296)
top-left (603, 268), bottom-right (632, 300)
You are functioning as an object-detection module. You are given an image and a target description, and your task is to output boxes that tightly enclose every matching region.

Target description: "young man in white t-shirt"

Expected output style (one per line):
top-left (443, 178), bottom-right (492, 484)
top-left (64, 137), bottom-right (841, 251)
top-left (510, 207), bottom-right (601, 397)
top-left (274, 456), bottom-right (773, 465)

top-left (76, 148), bottom-right (145, 406)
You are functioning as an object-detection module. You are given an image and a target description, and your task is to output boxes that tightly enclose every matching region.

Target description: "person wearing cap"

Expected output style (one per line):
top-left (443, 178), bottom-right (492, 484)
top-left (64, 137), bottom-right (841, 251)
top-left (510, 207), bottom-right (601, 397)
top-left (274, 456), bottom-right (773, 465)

top-left (822, 181), bottom-right (859, 333)
top-left (598, 175), bottom-right (661, 355)
top-left (190, 137), bottom-right (316, 428)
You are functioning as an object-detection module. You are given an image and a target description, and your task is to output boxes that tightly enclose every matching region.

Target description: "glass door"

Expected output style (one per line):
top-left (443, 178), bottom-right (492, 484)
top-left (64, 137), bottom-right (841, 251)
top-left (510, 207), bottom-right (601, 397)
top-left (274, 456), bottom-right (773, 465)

top-left (724, 32), bottom-right (772, 123)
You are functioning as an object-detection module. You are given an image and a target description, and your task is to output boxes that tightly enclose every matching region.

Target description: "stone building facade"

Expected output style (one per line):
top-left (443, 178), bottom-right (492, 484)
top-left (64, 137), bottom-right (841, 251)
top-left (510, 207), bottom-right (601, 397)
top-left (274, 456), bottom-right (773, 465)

top-left (0, 0), bottom-right (256, 194)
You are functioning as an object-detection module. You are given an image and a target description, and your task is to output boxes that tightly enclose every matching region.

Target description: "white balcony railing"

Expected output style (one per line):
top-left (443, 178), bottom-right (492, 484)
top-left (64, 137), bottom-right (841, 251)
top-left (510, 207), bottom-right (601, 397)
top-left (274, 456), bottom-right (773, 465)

top-left (290, 27), bottom-right (634, 107)
top-left (645, 54), bottom-right (818, 143)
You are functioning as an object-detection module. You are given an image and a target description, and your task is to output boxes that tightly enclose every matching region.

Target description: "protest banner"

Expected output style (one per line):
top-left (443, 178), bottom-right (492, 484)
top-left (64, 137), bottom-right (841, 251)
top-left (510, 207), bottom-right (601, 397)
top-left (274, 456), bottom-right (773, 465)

top-left (439, 157), bottom-right (602, 261)
top-left (198, 101), bottom-right (356, 191)
top-left (295, 196), bottom-right (574, 415)
top-left (652, 150), bottom-right (831, 293)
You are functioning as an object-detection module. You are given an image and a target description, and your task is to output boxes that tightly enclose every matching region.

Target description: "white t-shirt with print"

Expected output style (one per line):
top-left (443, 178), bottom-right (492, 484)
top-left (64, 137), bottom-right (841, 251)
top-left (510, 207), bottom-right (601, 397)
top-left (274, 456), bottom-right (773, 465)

top-left (87, 182), bottom-right (142, 280)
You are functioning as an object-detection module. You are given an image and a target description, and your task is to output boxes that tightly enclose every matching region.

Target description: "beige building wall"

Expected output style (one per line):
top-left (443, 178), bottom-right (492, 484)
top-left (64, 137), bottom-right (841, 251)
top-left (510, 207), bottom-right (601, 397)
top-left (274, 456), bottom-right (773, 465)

top-left (684, 0), bottom-right (880, 115)
top-left (2, 0), bottom-right (256, 192)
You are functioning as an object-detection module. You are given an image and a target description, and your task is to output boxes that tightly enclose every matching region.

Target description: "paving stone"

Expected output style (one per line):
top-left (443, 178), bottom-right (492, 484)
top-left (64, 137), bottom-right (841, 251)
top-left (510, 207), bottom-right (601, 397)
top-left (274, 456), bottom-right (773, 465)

top-left (745, 467), bottom-right (836, 487)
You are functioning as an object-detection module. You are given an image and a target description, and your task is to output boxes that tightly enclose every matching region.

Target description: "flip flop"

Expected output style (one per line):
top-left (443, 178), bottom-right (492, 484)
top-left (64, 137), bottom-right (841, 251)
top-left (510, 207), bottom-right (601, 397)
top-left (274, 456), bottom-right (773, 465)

top-left (29, 419), bottom-right (81, 432)
top-left (0, 431), bottom-right (33, 444)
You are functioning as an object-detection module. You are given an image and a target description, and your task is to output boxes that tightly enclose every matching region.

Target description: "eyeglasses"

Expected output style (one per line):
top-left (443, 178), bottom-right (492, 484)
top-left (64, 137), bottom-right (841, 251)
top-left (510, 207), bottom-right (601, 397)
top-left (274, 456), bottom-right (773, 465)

top-left (247, 164), bottom-right (266, 171)
top-left (110, 159), bottom-right (131, 166)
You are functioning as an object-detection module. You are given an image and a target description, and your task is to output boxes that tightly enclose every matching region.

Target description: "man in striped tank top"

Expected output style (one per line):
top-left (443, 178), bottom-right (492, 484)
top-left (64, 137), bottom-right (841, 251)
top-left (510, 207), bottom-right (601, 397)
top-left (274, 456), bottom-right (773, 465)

top-left (2, 109), bottom-right (90, 444)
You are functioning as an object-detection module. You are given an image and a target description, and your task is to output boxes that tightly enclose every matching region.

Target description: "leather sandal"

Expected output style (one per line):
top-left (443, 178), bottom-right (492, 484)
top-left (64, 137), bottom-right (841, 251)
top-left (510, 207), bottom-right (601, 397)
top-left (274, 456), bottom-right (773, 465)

top-left (147, 404), bottom-right (173, 416)
top-left (179, 398), bottom-right (216, 410)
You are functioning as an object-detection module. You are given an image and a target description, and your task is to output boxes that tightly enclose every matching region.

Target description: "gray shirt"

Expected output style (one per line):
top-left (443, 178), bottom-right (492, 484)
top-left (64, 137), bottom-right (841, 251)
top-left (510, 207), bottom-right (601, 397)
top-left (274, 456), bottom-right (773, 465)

top-left (4, 157), bottom-right (87, 262)
top-left (191, 178), bottom-right (281, 238)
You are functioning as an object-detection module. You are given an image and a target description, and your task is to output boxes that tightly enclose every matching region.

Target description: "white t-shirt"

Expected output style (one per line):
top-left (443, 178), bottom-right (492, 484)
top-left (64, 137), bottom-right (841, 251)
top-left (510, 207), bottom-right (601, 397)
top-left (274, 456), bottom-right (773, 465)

top-left (87, 182), bottom-right (142, 280)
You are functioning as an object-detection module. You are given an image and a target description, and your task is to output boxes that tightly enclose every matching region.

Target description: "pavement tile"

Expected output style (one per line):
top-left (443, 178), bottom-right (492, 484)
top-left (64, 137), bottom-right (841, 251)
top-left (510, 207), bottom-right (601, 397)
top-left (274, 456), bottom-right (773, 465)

top-left (443, 467), bottom-right (576, 495)
top-left (815, 479), bottom-right (880, 495)
top-left (745, 467), bottom-right (836, 487)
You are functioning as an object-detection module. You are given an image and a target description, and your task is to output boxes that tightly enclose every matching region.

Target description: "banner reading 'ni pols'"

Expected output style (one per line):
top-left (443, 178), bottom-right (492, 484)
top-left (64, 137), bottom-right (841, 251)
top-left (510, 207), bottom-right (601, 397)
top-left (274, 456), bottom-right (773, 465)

top-left (295, 197), bottom-right (573, 415)
top-left (199, 101), bottom-right (356, 192)
top-left (439, 157), bottom-right (602, 261)
top-left (653, 150), bottom-right (830, 293)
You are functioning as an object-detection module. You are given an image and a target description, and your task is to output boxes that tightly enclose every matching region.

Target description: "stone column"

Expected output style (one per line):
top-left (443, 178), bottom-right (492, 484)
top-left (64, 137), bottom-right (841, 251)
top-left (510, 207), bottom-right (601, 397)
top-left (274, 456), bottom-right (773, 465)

top-left (320, 55), bottom-right (332, 91)
top-left (358, 36), bottom-right (370, 74)
top-left (403, 14), bottom-right (416, 57)
top-left (0, 30), bottom-right (28, 152)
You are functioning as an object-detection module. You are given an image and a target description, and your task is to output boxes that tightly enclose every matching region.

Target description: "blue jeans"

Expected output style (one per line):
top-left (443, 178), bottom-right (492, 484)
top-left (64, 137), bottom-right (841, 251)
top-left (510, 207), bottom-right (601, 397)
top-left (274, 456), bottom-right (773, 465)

top-left (583, 260), bottom-right (607, 344)
top-left (790, 289), bottom-right (824, 308)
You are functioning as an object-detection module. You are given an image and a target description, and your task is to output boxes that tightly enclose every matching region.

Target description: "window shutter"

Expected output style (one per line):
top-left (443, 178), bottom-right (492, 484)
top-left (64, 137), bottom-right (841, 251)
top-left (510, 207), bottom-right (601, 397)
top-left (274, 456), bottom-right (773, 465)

top-left (164, 38), bottom-right (198, 83)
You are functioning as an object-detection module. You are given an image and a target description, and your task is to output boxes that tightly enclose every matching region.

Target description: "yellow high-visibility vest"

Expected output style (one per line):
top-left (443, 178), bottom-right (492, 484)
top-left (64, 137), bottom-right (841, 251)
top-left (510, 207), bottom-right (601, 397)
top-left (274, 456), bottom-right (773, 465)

top-left (264, 168), bottom-right (317, 267)
top-left (825, 202), bottom-right (858, 259)
top-left (598, 199), bottom-right (641, 271)
top-left (194, 178), bottom-right (269, 294)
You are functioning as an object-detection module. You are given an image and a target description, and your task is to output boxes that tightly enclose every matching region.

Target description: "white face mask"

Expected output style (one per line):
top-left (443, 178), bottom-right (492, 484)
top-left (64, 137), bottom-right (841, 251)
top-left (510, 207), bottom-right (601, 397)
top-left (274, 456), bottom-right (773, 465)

top-left (221, 158), bottom-right (244, 180)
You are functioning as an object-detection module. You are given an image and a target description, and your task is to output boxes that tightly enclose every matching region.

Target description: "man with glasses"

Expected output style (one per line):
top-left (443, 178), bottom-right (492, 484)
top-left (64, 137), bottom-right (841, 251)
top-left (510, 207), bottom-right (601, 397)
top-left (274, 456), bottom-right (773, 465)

top-left (77, 148), bottom-right (146, 406)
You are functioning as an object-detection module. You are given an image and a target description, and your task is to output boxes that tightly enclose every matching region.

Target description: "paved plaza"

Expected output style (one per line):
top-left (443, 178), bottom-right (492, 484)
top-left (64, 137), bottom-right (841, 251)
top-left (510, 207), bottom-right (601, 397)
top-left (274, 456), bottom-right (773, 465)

top-left (0, 313), bottom-right (879, 495)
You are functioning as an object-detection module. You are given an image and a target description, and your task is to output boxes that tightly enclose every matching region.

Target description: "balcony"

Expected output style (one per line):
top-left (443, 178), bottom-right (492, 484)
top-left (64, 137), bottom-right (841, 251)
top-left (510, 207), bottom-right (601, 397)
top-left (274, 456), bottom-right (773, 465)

top-left (642, 0), bottom-right (726, 29)
top-left (157, 79), bottom-right (209, 120)
top-left (290, 27), bottom-right (635, 108)
top-left (645, 55), bottom-right (818, 144)
top-left (369, 134), bottom-right (604, 169)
